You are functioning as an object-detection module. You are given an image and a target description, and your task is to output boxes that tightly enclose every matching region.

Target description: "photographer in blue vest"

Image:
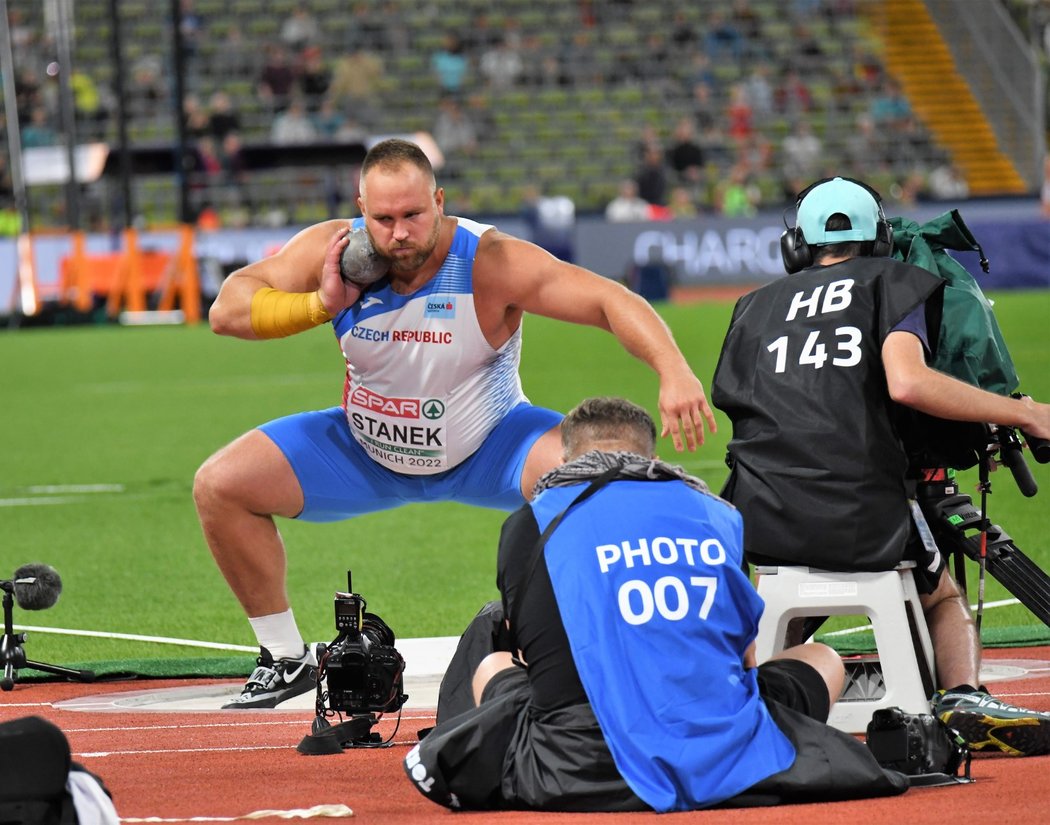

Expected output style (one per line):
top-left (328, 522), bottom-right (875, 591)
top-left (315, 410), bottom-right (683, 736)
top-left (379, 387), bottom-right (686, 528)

top-left (711, 176), bottom-right (1050, 754)
top-left (404, 397), bottom-right (906, 812)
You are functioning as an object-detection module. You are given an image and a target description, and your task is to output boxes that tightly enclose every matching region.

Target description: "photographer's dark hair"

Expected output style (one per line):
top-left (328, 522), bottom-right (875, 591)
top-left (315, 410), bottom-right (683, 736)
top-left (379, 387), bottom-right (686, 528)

top-left (813, 213), bottom-right (875, 263)
top-left (561, 396), bottom-right (657, 459)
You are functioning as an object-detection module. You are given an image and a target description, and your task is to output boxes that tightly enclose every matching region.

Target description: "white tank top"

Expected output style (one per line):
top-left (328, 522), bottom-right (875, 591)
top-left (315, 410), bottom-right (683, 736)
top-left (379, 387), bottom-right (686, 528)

top-left (332, 218), bottom-right (527, 475)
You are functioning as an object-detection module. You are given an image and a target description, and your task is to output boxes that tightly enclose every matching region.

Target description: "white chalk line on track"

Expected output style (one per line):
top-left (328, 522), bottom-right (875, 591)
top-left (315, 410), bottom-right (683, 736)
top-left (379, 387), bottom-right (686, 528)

top-left (12, 625), bottom-right (258, 652)
top-left (120, 803), bottom-right (356, 821)
top-left (61, 715), bottom-right (436, 733)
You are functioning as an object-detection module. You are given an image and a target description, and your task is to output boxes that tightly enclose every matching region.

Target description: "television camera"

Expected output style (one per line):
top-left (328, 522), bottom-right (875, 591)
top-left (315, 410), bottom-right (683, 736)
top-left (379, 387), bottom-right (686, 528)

top-left (297, 570), bottom-right (408, 755)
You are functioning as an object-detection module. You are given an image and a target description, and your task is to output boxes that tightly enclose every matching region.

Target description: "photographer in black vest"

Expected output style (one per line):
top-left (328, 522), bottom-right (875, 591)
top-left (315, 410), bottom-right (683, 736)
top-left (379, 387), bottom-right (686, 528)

top-left (711, 176), bottom-right (1050, 755)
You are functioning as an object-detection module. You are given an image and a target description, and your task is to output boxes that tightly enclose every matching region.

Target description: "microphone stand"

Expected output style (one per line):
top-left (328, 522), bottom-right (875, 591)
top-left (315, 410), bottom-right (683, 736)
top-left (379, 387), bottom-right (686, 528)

top-left (1, 582), bottom-right (96, 690)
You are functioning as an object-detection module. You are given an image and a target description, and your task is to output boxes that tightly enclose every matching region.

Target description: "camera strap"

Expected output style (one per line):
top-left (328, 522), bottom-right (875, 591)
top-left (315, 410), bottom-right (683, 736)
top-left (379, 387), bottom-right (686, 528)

top-left (509, 467), bottom-right (620, 633)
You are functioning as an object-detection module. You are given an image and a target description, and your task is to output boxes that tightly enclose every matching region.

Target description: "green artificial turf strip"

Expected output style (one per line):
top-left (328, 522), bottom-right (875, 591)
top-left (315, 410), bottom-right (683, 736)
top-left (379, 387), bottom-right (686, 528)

top-left (1, 290), bottom-right (1047, 677)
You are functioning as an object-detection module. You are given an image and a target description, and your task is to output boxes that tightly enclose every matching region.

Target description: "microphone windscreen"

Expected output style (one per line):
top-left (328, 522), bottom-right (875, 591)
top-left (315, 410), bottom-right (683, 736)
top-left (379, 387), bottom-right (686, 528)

top-left (12, 563), bottom-right (63, 610)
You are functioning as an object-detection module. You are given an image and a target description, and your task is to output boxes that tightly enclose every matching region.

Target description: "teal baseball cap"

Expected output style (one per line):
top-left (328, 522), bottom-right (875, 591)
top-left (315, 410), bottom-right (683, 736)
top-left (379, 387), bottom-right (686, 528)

top-left (797, 177), bottom-right (882, 246)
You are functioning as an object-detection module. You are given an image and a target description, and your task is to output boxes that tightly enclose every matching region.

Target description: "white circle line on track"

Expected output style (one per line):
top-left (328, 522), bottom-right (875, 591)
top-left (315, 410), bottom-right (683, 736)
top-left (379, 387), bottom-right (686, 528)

top-left (77, 737), bottom-right (422, 759)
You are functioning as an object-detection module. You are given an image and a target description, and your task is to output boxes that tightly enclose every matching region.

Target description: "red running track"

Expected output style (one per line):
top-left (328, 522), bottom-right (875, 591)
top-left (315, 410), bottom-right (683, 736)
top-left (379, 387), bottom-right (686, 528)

top-left (3, 646), bottom-right (1050, 825)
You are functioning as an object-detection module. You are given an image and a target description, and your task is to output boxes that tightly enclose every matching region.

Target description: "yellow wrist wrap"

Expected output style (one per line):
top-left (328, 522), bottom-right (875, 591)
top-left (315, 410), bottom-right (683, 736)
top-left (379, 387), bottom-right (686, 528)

top-left (250, 287), bottom-right (332, 339)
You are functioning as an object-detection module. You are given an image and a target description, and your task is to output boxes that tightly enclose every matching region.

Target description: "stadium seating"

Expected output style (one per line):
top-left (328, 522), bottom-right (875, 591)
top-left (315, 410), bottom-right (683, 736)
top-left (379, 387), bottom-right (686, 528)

top-left (1, 0), bottom-right (1015, 230)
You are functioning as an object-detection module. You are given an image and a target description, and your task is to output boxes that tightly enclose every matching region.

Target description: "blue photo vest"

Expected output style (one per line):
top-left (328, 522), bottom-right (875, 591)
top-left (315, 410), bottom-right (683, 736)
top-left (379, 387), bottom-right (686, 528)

top-left (531, 479), bottom-right (796, 812)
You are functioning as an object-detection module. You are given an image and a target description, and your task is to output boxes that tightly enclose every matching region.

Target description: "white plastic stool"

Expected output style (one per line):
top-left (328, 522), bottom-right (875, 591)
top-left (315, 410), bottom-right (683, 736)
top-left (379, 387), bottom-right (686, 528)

top-left (754, 562), bottom-right (936, 734)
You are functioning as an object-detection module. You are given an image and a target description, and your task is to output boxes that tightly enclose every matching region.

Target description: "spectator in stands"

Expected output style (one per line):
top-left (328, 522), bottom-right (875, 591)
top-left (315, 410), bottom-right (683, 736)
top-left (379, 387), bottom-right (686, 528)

top-left (635, 143), bottom-right (670, 208)
top-left (716, 164), bottom-right (759, 217)
top-left (520, 184), bottom-right (576, 262)
top-left (69, 70), bottom-right (111, 128)
top-left (207, 91), bottom-right (241, 143)
top-left (480, 33), bottom-right (525, 90)
top-left (725, 83), bottom-right (754, 144)
top-left (297, 45), bottom-right (332, 112)
top-left (743, 63), bottom-right (774, 123)
top-left (280, 2), bottom-right (321, 52)
top-left (311, 96), bottom-right (348, 140)
top-left (431, 33), bottom-right (470, 97)
top-left (633, 124), bottom-right (662, 165)
top-left (219, 131), bottom-right (248, 189)
top-left (605, 179), bottom-right (651, 222)
top-left (191, 135), bottom-right (224, 201)
top-left (689, 79), bottom-right (719, 136)
top-left (781, 120), bottom-right (824, 186)
top-left (844, 113), bottom-right (889, 177)
top-left (667, 185), bottom-right (699, 219)
top-left (257, 43), bottom-right (297, 113)
top-left (270, 96), bottom-right (317, 145)
top-left (183, 94), bottom-right (211, 141)
top-left (129, 54), bottom-right (167, 113)
top-left (791, 23), bottom-right (826, 67)
top-left (21, 105), bottom-right (57, 148)
top-left (666, 116), bottom-right (706, 185)
top-left (329, 50), bottom-right (386, 131)
top-left (704, 9), bottom-right (743, 62)
top-left (432, 95), bottom-right (478, 178)
top-left (869, 76), bottom-right (912, 129)
top-left (774, 68), bottom-right (813, 118)
top-left (926, 163), bottom-right (969, 201)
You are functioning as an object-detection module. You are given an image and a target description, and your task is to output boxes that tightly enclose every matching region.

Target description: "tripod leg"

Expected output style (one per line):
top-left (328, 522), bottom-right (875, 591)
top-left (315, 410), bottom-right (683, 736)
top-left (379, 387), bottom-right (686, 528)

top-left (921, 493), bottom-right (1050, 627)
top-left (23, 660), bottom-right (96, 683)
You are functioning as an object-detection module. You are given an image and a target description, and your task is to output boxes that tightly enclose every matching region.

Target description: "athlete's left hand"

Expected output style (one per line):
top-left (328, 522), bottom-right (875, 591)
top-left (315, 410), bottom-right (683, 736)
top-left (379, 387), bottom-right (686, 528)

top-left (659, 367), bottom-right (717, 451)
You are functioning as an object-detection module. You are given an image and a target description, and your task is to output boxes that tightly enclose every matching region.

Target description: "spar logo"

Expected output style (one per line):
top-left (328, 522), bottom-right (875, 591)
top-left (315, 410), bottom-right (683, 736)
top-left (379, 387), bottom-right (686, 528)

top-left (421, 399), bottom-right (445, 419)
top-left (424, 295), bottom-right (456, 318)
top-left (348, 386), bottom-right (420, 419)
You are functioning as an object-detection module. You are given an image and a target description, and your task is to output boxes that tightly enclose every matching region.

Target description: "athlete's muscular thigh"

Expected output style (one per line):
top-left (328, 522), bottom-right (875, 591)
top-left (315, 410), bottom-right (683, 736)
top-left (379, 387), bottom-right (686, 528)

top-left (196, 429), bottom-right (304, 518)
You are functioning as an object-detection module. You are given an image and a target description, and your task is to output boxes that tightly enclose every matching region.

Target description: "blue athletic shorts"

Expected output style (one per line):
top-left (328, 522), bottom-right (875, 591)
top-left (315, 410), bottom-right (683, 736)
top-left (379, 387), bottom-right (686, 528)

top-left (259, 403), bottom-right (563, 522)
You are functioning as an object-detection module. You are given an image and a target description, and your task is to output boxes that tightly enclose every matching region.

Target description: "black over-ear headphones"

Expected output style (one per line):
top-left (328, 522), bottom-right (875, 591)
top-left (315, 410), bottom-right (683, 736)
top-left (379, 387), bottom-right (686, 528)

top-left (779, 176), bottom-right (893, 274)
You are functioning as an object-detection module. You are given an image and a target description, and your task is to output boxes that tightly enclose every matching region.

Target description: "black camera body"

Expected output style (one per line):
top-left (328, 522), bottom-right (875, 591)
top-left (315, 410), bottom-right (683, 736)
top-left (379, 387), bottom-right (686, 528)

top-left (323, 575), bottom-right (408, 715)
top-left (865, 706), bottom-right (967, 777)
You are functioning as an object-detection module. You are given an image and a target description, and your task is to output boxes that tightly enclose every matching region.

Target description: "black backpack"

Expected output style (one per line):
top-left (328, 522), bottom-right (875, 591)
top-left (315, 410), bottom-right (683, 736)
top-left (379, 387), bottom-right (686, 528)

top-left (0, 716), bottom-right (113, 825)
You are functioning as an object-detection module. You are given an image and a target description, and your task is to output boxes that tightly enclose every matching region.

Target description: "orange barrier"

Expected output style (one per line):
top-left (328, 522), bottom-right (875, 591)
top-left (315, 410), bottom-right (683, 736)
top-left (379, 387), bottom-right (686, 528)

top-left (157, 224), bottom-right (202, 323)
top-left (57, 224), bottom-right (201, 322)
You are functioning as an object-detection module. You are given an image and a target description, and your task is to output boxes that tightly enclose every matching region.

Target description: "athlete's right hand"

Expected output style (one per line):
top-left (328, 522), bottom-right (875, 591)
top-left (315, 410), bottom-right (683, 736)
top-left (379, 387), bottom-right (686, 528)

top-left (318, 226), bottom-right (363, 314)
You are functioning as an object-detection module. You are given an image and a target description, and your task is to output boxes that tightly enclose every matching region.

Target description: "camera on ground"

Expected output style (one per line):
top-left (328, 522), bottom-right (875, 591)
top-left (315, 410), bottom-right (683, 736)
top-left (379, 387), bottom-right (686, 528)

top-left (321, 570), bottom-right (408, 716)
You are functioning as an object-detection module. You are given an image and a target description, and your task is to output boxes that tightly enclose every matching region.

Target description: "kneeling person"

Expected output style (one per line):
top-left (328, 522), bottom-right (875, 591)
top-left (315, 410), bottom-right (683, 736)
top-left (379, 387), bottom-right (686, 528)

top-left (405, 397), bottom-right (907, 812)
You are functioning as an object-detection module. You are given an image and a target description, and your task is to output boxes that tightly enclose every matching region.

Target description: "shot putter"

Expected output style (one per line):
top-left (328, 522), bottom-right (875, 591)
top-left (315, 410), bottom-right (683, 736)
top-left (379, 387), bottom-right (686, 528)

top-left (339, 226), bottom-right (389, 286)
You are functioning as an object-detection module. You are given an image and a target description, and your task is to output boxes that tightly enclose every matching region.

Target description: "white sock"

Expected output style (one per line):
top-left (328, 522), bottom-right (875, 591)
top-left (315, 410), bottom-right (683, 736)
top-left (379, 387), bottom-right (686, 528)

top-left (248, 610), bottom-right (309, 662)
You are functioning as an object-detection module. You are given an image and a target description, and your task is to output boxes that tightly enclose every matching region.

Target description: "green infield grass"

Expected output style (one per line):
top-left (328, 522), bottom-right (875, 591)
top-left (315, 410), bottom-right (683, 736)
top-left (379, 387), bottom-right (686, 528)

top-left (1, 289), bottom-right (1048, 678)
